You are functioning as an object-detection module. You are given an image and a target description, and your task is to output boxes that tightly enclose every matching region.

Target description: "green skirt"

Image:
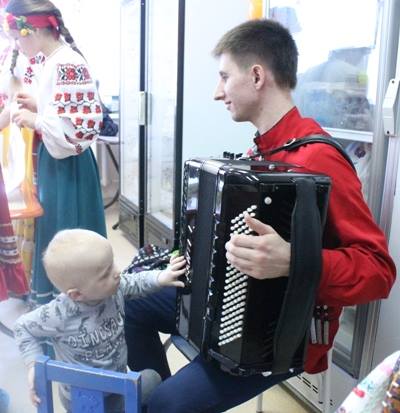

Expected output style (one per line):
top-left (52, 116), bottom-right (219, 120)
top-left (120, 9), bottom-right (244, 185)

top-left (30, 142), bottom-right (107, 304)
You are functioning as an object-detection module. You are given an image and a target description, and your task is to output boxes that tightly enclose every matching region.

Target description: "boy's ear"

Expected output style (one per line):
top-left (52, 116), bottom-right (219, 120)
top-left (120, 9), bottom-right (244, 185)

top-left (66, 288), bottom-right (83, 301)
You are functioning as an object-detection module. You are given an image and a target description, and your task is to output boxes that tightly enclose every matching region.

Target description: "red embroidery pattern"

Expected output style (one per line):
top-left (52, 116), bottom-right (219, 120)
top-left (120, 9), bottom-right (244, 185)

top-left (0, 232), bottom-right (21, 264)
top-left (0, 93), bottom-right (7, 109)
top-left (24, 53), bottom-right (45, 84)
top-left (56, 63), bottom-right (92, 85)
top-left (53, 90), bottom-right (101, 146)
top-left (65, 135), bottom-right (83, 155)
top-left (29, 53), bottom-right (46, 65)
top-left (24, 66), bottom-right (34, 84)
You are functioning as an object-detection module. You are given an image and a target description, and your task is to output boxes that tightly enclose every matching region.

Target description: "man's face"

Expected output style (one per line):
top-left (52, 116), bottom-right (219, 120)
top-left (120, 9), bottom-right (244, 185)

top-left (214, 53), bottom-right (257, 123)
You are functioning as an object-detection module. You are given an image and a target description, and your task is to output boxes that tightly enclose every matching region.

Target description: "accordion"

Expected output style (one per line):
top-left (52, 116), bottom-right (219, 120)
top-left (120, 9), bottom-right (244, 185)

top-left (176, 158), bottom-right (331, 376)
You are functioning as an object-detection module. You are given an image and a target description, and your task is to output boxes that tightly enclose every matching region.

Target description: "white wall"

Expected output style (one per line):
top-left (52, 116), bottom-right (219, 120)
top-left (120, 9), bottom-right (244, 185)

top-left (182, 0), bottom-right (255, 161)
top-left (52, 0), bottom-right (120, 101)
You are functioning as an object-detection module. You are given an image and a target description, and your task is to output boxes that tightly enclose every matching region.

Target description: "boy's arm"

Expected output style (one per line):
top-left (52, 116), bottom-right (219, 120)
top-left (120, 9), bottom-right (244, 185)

top-left (120, 255), bottom-right (186, 299)
top-left (13, 301), bottom-right (63, 366)
top-left (27, 364), bottom-right (40, 407)
top-left (119, 271), bottom-right (161, 300)
top-left (14, 300), bottom-right (65, 407)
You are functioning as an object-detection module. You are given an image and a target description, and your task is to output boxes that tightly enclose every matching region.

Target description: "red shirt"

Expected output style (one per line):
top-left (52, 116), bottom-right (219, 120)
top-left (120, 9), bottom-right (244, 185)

top-left (254, 107), bottom-right (396, 373)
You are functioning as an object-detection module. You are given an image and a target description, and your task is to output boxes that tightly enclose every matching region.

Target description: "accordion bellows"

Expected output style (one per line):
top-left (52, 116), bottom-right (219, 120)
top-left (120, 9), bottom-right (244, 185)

top-left (176, 158), bottom-right (331, 376)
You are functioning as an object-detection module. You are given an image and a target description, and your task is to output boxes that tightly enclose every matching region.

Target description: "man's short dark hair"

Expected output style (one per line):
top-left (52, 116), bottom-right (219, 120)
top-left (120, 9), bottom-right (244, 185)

top-left (213, 19), bottom-right (298, 89)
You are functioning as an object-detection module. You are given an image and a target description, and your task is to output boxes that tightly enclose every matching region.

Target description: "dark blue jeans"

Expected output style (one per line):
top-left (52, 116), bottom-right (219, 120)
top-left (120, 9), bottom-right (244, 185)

top-left (125, 287), bottom-right (300, 413)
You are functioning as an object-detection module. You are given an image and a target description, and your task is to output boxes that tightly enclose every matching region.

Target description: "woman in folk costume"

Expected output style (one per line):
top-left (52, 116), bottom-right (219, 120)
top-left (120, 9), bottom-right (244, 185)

top-left (0, 164), bottom-right (26, 413)
top-left (0, 164), bottom-right (28, 301)
top-left (4, 0), bottom-right (106, 305)
top-left (0, 35), bottom-right (45, 286)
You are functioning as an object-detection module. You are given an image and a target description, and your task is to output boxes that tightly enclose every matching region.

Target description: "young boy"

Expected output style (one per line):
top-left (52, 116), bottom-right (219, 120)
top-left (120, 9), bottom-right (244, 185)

top-left (13, 228), bottom-right (186, 412)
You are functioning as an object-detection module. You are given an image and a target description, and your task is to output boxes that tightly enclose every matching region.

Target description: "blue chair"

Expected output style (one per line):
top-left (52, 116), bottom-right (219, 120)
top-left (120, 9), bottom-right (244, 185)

top-left (34, 355), bottom-right (141, 413)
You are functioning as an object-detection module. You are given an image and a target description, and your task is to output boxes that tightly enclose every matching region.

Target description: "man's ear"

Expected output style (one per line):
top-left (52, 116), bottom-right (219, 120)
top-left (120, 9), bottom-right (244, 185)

top-left (252, 64), bottom-right (276, 89)
top-left (67, 288), bottom-right (83, 301)
top-left (251, 64), bottom-right (265, 89)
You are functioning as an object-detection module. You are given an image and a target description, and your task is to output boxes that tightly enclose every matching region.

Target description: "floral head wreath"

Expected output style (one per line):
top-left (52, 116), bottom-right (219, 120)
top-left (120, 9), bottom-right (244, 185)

top-left (3, 13), bottom-right (59, 37)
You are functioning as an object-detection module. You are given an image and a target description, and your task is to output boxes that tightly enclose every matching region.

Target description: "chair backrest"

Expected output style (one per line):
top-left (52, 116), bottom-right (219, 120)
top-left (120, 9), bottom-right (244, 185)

top-left (35, 355), bottom-right (141, 413)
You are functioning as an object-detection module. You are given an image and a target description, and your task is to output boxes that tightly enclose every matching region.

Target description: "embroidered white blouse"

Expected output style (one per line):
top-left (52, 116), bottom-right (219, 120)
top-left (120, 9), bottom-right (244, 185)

top-left (34, 45), bottom-right (102, 159)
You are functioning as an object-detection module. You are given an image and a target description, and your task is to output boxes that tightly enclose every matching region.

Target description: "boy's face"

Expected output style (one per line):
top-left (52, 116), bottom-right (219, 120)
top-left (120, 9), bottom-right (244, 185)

top-left (214, 53), bottom-right (258, 123)
top-left (75, 245), bottom-right (121, 302)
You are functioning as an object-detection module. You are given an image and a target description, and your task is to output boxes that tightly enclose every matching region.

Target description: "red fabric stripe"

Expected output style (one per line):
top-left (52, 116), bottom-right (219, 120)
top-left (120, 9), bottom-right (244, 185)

top-left (6, 13), bottom-right (58, 30)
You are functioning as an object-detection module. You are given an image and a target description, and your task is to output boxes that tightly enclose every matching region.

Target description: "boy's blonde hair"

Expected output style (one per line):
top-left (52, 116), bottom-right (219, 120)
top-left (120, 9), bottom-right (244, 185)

top-left (43, 229), bottom-right (112, 293)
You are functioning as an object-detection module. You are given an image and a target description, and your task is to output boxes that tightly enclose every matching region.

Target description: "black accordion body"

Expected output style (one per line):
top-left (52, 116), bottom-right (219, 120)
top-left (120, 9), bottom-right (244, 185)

top-left (176, 158), bottom-right (331, 376)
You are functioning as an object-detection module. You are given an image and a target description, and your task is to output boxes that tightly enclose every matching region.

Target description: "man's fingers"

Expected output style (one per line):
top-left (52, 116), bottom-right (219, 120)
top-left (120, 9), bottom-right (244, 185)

top-left (226, 252), bottom-right (253, 274)
top-left (227, 232), bottom-right (264, 250)
top-left (244, 213), bottom-right (276, 236)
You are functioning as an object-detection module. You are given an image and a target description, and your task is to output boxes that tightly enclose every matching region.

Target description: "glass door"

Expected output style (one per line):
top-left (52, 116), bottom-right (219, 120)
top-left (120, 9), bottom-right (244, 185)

top-left (120, 0), bottom-right (141, 205)
top-left (267, 0), bottom-right (386, 378)
top-left (144, 0), bottom-right (180, 247)
top-left (119, 0), bottom-right (144, 246)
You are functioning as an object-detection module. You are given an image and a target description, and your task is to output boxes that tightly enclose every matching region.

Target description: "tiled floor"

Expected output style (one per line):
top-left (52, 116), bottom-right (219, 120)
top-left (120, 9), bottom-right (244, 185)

top-left (0, 205), bottom-right (312, 413)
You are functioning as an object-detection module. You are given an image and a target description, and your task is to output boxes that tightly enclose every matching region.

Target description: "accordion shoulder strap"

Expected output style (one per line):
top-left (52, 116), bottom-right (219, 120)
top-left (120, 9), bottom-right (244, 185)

top-left (272, 177), bottom-right (322, 374)
top-left (267, 134), bottom-right (356, 171)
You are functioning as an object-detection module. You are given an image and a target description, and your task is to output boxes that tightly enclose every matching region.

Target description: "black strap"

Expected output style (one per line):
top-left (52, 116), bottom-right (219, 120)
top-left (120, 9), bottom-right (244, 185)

top-left (271, 177), bottom-right (322, 374)
top-left (267, 135), bottom-right (356, 171)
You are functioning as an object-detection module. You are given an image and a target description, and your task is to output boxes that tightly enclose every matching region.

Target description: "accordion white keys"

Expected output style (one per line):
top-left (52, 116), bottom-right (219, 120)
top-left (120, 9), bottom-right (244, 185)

top-left (176, 158), bottom-right (331, 376)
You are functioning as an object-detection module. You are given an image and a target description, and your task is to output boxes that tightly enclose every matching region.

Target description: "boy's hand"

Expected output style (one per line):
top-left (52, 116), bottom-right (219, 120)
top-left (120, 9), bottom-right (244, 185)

top-left (28, 364), bottom-right (41, 407)
top-left (157, 255), bottom-right (186, 288)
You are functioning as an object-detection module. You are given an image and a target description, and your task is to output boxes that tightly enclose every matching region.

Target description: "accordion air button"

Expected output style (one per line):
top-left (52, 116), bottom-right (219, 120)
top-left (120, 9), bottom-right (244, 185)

top-left (264, 196), bottom-right (273, 205)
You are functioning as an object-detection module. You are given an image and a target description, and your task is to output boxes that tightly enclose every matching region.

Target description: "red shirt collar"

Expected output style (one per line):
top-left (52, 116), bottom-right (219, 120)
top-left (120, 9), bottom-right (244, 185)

top-left (254, 107), bottom-right (329, 155)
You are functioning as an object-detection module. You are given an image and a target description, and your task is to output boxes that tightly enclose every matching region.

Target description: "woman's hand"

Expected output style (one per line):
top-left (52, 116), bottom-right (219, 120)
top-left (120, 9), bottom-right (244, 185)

top-left (0, 106), bottom-right (10, 130)
top-left (15, 92), bottom-right (37, 113)
top-left (12, 108), bottom-right (37, 129)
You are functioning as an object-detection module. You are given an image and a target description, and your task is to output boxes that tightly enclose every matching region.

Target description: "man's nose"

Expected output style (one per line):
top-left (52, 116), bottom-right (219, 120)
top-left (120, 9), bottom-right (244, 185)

top-left (214, 82), bottom-right (224, 101)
